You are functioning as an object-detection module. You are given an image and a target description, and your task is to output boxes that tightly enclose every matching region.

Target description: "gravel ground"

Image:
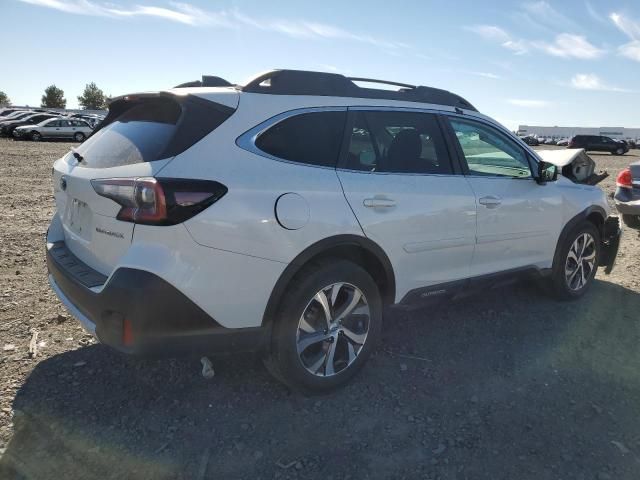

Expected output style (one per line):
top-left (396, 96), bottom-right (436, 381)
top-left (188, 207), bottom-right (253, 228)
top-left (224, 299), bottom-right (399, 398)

top-left (1, 138), bottom-right (640, 480)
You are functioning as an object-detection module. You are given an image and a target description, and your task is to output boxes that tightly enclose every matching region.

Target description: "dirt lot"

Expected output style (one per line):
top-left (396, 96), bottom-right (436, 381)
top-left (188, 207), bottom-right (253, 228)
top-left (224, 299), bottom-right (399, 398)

top-left (1, 137), bottom-right (640, 480)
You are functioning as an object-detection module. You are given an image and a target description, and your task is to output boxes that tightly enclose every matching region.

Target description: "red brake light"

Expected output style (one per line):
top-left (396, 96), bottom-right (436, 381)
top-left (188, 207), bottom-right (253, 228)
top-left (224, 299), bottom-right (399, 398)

top-left (91, 177), bottom-right (227, 225)
top-left (616, 168), bottom-right (633, 188)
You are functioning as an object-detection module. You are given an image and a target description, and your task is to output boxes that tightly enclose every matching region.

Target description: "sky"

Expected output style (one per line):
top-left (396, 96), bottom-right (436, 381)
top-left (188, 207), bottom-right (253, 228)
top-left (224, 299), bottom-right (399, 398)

top-left (2, 0), bottom-right (640, 130)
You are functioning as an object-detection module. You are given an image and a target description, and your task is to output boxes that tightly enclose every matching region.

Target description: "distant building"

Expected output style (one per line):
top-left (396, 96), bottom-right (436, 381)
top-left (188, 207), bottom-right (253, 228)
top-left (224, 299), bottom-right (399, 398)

top-left (517, 125), bottom-right (640, 141)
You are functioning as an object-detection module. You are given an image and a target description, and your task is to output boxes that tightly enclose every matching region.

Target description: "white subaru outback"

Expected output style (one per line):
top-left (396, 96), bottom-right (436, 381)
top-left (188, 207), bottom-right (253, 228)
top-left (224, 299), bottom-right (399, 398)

top-left (46, 70), bottom-right (621, 393)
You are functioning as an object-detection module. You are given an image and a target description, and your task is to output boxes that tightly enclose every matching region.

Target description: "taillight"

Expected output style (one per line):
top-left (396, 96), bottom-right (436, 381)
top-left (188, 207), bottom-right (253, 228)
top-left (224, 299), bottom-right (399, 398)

top-left (91, 177), bottom-right (227, 225)
top-left (616, 168), bottom-right (633, 189)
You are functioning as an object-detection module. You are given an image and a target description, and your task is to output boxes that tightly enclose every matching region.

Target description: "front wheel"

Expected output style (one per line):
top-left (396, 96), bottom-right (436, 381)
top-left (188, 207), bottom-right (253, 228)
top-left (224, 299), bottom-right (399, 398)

top-left (30, 131), bottom-right (41, 141)
top-left (613, 147), bottom-right (625, 155)
top-left (549, 223), bottom-right (600, 300)
top-left (265, 260), bottom-right (382, 394)
top-left (73, 132), bottom-right (85, 142)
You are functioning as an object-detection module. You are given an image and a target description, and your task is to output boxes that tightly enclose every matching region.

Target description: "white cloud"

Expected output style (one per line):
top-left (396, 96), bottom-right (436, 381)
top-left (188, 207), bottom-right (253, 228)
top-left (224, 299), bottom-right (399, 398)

top-left (609, 13), bottom-right (640, 62)
top-left (521, 1), bottom-right (579, 32)
top-left (618, 40), bottom-right (640, 61)
top-left (18, 0), bottom-right (226, 25)
top-left (507, 99), bottom-right (550, 108)
top-left (465, 25), bottom-right (510, 42)
top-left (610, 12), bottom-right (640, 40)
top-left (18, 0), bottom-right (406, 50)
top-left (465, 25), bottom-right (604, 58)
top-left (470, 71), bottom-right (501, 79)
top-left (502, 39), bottom-right (529, 55)
top-left (570, 73), bottom-right (629, 92)
top-left (533, 34), bottom-right (604, 59)
top-left (465, 25), bottom-right (528, 54)
top-left (585, 2), bottom-right (608, 25)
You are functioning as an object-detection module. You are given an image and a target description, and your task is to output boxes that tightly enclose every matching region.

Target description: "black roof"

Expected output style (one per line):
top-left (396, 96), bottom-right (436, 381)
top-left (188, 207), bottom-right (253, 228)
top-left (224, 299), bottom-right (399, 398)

top-left (241, 69), bottom-right (477, 111)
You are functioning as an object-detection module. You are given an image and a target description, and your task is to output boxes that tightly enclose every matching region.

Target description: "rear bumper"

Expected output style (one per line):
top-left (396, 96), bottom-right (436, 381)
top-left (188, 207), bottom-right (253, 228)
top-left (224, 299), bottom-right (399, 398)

top-left (599, 216), bottom-right (621, 275)
top-left (46, 241), bottom-right (268, 357)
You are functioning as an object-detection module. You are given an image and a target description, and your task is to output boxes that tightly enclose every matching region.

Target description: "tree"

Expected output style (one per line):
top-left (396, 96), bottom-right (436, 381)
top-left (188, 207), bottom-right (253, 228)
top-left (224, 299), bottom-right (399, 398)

top-left (0, 91), bottom-right (10, 107)
top-left (41, 85), bottom-right (66, 108)
top-left (77, 82), bottom-right (107, 110)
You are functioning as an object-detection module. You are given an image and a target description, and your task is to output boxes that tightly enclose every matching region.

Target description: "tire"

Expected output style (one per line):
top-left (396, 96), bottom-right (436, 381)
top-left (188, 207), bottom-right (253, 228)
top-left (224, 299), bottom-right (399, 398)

top-left (73, 132), bottom-right (85, 142)
top-left (264, 259), bottom-right (383, 395)
top-left (613, 147), bottom-right (625, 155)
top-left (549, 222), bottom-right (600, 300)
top-left (30, 131), bottom-right (41, 141)
top-left (622, 214), bottom-right (640, 229)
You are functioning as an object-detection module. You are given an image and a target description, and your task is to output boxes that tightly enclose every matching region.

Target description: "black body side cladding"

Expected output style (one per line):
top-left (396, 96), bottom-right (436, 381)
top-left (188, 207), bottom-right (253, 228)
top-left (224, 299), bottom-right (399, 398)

top-left (47, 242), bottom-right (267, 356)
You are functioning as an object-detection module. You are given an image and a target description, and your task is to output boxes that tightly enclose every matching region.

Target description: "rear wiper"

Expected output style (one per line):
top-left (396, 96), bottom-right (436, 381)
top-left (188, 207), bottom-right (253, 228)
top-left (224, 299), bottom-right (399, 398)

top-left (71, 149), bottom-right (84, 164)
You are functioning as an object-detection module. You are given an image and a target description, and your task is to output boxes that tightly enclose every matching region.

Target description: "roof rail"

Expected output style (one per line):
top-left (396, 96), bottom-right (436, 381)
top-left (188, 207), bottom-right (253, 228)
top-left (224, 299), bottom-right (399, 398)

top-left (174, 75), bottom-right (233, 88)
top-left (241, 69), bottom-right (477, 111)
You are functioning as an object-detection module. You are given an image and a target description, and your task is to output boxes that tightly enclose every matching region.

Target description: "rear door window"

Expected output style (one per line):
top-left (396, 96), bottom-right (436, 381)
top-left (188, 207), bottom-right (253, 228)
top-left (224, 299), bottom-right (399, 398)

top-left (344, 110), bottom-right (453, 174)
top-left (255, 111), bottom-right (347, 167)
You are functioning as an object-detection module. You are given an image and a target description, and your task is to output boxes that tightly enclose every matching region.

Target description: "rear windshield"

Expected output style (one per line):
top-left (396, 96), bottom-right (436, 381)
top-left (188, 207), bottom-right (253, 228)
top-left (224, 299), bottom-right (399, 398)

top-left (75, 95), bottom-right (234, 168)
top-left (75, 98), bottom-right (181, 168)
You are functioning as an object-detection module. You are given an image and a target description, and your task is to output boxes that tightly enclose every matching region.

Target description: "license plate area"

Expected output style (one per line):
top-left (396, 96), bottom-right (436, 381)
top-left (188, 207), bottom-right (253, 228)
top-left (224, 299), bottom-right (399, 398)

top-left (63, 198), bottom-right (92, 240)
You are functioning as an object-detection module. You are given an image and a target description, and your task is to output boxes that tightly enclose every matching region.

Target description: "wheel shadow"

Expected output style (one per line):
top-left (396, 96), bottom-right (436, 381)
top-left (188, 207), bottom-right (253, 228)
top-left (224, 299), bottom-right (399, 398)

top-left (2, 279), bottom-right (640, 479)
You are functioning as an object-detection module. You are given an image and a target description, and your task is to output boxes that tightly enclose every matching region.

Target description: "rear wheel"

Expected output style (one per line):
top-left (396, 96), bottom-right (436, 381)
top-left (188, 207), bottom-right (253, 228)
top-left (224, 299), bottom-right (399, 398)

top-left (73, 132), bottom-right (85, 142)
top-left (549, 222), bottom-right (600, 300)
top-left (265, 260), bottom-right (382, 394)
top-left (622, 214), bottom-right (640, 229)
top-left (30, 131), bottom-right (41, 141)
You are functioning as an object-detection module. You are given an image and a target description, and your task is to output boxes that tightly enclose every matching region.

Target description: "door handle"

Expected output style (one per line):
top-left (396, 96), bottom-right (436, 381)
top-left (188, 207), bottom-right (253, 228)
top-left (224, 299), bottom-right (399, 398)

top-left (478, 195), bottom-right (502, 208)
top-left (363, 198), bottom-right (396, 208)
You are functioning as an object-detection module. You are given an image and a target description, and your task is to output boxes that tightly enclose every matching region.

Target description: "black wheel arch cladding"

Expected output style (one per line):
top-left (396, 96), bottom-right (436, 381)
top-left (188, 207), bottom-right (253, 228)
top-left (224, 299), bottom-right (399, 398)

top-left (553, 206), bottom-right (605, 268)
top-left (261, 235), bottom-right (395, 328)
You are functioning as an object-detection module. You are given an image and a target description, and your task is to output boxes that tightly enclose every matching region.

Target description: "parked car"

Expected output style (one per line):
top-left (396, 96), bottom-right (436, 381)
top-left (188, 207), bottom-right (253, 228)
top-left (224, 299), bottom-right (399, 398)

top-left (0, 108), bottom-right (31, 118)
top-left (556, 138), bottom-right (569, 146)
top-left (14, 117), bottom-right (92, 141)
top-left (45, 69), bottom-right (621, 393)
top-left (0, 110), bottom-right (34, 123)
top-left (614, 163), bottom-right (640, 228)
top-left (568, 135), bottom-right (628, 155)
top-left (521, 135), bottom-right (539, 146)
top-left (1, 113), bottom-right (59, 137)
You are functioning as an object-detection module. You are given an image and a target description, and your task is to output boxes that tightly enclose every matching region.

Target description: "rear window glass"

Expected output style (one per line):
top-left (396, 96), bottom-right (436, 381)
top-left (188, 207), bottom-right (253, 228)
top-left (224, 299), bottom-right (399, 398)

top-left (76, 98), bottom-right (181, 168)
top-left (255, 111), bottom-right (346, 167)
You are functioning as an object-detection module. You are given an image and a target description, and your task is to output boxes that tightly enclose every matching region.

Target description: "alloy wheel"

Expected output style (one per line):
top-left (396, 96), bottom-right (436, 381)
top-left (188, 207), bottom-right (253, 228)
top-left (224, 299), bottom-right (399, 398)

top-left (564, 233), bottom-right (596, 291)
top-left (296, 282), bottom-right (370, 377)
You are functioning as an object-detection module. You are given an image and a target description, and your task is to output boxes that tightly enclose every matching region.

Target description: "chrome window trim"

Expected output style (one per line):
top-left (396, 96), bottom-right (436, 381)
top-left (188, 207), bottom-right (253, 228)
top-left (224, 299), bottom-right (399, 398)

top-left (235, 103), bottom-right (539, 176)
top-left (235, 106), bottom-right (348, 170)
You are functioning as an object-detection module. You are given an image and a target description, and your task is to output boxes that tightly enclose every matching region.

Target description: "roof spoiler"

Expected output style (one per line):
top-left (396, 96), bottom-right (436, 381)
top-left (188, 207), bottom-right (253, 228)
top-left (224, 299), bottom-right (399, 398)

top-left (174, 75), bottom-right (233, 88)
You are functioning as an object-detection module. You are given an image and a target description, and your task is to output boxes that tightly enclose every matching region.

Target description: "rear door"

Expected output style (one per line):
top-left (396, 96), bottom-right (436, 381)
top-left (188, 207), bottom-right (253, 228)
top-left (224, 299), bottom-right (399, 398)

top-left (59, 119), bottom-right (75, 138)
top-left (337, 109), bottom-right (477, 301)
top-left (444, 115), bottom-right (563, 276)
top-left (51, 93), bottom-right (237, 275)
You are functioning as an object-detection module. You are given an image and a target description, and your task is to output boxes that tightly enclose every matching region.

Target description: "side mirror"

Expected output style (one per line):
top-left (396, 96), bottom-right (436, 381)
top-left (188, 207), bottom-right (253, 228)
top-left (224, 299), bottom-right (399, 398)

top-left (537, 161), bottom-right (558, 184)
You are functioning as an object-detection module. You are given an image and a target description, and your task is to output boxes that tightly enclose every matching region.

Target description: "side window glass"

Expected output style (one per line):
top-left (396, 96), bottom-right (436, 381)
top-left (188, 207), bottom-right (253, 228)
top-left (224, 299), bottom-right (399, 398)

top-left (47, 121), bottom-right (59, 127)
top-left (449, 118), bottom-right (531, 178)
top-left (255, 111), bottom-right (346, 167)
top-left (345, 111), bottom-right (452, 174)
